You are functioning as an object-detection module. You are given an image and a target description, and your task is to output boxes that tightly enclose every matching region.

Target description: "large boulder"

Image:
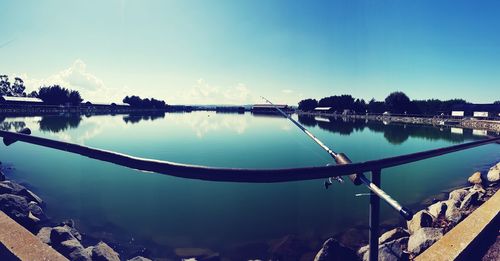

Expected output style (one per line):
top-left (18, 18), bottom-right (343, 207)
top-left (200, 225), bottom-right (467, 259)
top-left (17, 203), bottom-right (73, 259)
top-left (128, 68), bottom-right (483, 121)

top-left (0, 181), bottom-right (43, 205)
top-left (28, 201), bottom-right (47, 221)
top-left (460, 191), bottom-right (479, 210)
top-left (467, 172), bottom-right (482, 185)
top-left (91, 241), bottom-right (120, 261)
top-left (448, 188), bottom-right (468, 202)
top-left (407, 228), bottom-right (443, 255)
top-left (406, 210), bottom-right (433, 234)
top-left (486, 165), bottom-right (500, 183)
top-left (0, 194), bottom-right (29, 223)
top-left (50, 226), bottom-right (77, 245)
top-left (0, 181), bottom-right (25, 193)
top-left (427, 201), bottom-right (447, 219)
top-left (444, 200), bottom-right (462, 224)
top-left (56, 239), bottom-right (91, 261)
top-left (379, 227), bottom-right (409, 245)
top-left (18, 189), bottom-right (43, 205)
top-left (37, 227), bottom-right (53, 245)
top-left (469, 184), bottom-right (486, 200)
top-left (0, 170), bottom-right (5, 181)
top-left (360, 237), bottom-right (409, 261)
top-left (314, 238), bottom-right (359, 261)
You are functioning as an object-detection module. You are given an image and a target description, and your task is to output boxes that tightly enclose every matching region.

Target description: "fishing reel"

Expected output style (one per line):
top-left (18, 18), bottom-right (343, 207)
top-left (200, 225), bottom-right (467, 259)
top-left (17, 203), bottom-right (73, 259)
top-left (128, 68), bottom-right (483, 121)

top-left (324, 163), bottom-right (344, 189)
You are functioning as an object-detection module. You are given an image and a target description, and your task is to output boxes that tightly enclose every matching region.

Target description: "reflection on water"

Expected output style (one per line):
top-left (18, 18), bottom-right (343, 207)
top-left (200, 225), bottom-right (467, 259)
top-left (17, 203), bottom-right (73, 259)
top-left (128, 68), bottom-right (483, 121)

top-left (297, 115), bottom-right (478, 144)
top-left (0, 120), bottom-right (26, 132)
top-left (123, 111), bottom-right (165, 124)
top-left (39, 114), bottom-right (82, 133)
top-left (0, 112), bottom-right (498, 260)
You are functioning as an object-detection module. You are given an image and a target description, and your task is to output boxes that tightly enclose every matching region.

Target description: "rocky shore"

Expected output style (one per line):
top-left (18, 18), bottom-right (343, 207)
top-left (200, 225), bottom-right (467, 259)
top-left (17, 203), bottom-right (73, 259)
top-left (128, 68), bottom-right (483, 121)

top-left (0, 162), bottom-right (150, 261)
top-left (314, 161), bottom-right (500, 261)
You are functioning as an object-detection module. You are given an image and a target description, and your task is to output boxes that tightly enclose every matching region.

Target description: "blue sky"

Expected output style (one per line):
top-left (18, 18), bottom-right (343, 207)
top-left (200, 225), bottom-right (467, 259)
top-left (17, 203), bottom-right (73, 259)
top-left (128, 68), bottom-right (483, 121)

top-left (1, 0), bottom-right (499, 104)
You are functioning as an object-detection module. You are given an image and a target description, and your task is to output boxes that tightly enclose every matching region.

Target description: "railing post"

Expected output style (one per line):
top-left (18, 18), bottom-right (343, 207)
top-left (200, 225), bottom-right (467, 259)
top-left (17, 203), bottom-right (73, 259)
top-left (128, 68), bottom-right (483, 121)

top-left (369, 169), bottom-right (381, 261)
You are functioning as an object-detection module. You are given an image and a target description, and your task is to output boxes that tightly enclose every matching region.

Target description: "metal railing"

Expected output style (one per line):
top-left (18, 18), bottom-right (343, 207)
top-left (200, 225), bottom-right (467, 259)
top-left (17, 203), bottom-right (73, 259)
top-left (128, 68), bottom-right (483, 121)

top-left (0, 129), bottom-right (499, 260)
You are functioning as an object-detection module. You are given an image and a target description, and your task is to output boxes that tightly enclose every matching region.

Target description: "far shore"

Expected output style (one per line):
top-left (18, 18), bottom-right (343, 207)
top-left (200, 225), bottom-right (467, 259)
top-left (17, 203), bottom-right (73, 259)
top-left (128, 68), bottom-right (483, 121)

top-left (297, 110), bottom-right (500, 133)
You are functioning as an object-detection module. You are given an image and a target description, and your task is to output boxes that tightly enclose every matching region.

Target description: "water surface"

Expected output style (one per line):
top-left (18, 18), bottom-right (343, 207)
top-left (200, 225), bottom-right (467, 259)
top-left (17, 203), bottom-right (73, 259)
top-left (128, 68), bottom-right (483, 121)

top-left (0, 112), bottom-right (498, 259)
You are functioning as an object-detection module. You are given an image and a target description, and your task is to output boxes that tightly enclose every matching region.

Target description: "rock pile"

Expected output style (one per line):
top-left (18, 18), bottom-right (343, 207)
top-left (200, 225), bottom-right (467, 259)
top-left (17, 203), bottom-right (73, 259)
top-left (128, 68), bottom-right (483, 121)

top-left (352, 161), bottom-right (500, 260)
top-left (0, 168), bottom-right (150, 261)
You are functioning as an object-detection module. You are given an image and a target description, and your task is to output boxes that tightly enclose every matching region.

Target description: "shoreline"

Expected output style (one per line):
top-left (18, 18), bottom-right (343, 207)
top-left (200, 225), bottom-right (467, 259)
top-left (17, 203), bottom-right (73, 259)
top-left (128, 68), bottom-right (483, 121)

top-left (297, 111), bottom-right (500, 133)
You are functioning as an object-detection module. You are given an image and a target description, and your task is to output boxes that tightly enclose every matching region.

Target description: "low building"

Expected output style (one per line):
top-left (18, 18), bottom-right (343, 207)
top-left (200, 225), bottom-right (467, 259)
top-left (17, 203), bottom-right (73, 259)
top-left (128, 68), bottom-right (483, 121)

top-left (0, 96), bottom-right (44, 105)
top-left (313, 107), bottom-right (332, 113)
top-left (451, 104), bottom-right (500, 118)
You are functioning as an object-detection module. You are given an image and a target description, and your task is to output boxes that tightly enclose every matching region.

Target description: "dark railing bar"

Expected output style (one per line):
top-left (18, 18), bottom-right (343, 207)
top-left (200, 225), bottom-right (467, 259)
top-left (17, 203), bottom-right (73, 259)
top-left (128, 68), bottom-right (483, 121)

top-left (0, 130), bottom-right (498, 183)
top-left (369, 169), bottom-right (381, 261)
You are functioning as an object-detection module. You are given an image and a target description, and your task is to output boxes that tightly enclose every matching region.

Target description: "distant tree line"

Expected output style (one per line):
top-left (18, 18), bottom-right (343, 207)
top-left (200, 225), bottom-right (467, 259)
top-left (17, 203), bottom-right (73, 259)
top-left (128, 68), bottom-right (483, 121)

top-left (122, 96), bottom-right (166, 109)
top-left (2, 74), bottom-right (169, 109)
top-left (298, 91), bottom-right (470, 115)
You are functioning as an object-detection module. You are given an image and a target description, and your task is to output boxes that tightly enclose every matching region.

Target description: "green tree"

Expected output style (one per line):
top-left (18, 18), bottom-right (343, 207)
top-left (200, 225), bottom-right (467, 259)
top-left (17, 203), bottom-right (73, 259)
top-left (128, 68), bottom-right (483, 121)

top-left (12, 77), bottom-right (26, 96)
top-left (384, 91), bottom-right (411, 114)
top-left (298, 98), bottom-right (318, 111)
top-left (38, 85), bottom-right (83, 105)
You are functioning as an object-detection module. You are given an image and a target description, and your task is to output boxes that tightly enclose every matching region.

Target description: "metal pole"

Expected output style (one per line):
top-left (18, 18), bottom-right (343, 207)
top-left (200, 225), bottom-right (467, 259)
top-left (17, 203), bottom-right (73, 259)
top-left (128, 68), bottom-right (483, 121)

top-left (369, 169), bottom-right (381, 261)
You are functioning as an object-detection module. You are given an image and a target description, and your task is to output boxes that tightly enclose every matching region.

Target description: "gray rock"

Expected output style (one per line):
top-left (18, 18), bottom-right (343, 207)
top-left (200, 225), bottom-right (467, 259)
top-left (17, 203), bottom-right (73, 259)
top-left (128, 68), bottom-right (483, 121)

top-left (314, 238), bottom-right (358, 261)
top-left (361, 237), bottom-right (409, 261)
top-left (460, 191), bottom-right (479, 210)
top-left (486, 166), bottom-right (500, 183)
top-left (50, 226), bottom-right (77, 245)
top-left (0, 181), bottom-right (26, 193)
top-left (408, 228), bottom-right (443, 255)
top-left (57, 239), bottom-right (91, 261)
top-left (28, 211), bottom-right (41, 223)
top-left (470, 184), bottom-right (486, 200)
top-left (0, 183), bottom-right (13, 194)
top-left (66, 225), bottom-right (82, 241)
top-left (0, 194), bottom-right (29, 222)
top-left (0, 170), bottom-right (5, 181)
top-left (37, 227), bottom-right (53, 244)
top-left (379, 227), bottom-right (409, 245)
top-left (127, 257), bottom-right (152, 261)
top-left (427, 201), bottom-right (447, 219)
top-left (468, 171), bottom-right (482, 184)
top-left (28, 201), bottom-right (46, 220)
top-left (69, 246), bottom-right (93, 261)
top-left (448, 188), bottom-right (468, 202)
top-left (407, 210), bottom-right (433, 234)
top-left (91, 241), bottom-right (120, 261)
top-left (444, 200), bottom-right (462, 223)
top-left (18, 189), bottom-right (43, 205)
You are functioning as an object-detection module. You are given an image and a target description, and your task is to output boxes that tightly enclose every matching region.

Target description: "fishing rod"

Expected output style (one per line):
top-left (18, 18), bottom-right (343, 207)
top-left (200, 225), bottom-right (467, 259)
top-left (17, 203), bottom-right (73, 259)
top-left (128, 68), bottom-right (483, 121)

top-left (261, 97), bottom-right (413, 220)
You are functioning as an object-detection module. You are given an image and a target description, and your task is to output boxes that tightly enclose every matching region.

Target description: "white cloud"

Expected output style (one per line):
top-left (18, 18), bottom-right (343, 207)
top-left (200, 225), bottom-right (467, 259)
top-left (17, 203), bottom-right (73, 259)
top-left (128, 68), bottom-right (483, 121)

top-left (174, 79), bottom-right (260, 105)
top-left (281, 89), bottom-right (293, 94)
top-left (19, 59), bottom-right (130, 103)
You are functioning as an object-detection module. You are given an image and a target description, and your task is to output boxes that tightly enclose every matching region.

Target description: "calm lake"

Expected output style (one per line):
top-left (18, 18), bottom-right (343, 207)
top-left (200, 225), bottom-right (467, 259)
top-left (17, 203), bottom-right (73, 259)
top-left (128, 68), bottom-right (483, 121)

top-left (0, 111), bottom-right (498, 259)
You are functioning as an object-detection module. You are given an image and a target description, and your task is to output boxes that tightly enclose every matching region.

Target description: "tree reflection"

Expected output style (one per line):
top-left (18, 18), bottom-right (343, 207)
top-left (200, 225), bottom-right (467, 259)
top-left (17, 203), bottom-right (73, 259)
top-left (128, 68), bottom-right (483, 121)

top-left (122, 112), bottom-right (165, 124)
top-left (39, 115), bottom-right (82, 133)
top-left (298, 116), bottom-right (477, 144)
